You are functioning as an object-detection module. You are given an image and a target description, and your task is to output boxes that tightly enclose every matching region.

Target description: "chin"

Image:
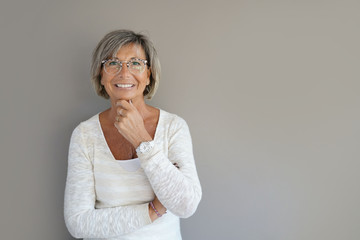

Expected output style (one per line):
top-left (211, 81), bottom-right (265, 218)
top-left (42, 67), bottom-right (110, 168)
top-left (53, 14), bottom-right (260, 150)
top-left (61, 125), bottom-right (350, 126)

top-left (112, 93), bottom-right (143, 102)
top-left (119, 96), bottom-right (132, 100)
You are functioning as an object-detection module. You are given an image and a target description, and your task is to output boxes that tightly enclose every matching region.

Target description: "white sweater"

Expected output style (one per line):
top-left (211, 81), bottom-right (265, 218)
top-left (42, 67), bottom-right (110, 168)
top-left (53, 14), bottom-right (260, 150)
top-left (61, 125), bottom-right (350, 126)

top-left (64, 109), bottom-right (202, 240)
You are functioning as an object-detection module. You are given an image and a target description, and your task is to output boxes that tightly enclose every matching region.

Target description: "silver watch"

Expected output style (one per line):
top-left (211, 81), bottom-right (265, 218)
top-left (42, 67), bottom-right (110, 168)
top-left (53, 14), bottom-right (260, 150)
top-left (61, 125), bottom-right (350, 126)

top-left (136, 140), bottom-right (154, 154)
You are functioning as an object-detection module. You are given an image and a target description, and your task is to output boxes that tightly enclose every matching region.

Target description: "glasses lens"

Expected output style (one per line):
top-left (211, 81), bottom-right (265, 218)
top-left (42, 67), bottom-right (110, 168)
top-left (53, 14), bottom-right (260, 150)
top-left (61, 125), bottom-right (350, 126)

top-left (104, 60), bottom-right (121, 74)
top-left (129, 59), bottom-right (145, 74)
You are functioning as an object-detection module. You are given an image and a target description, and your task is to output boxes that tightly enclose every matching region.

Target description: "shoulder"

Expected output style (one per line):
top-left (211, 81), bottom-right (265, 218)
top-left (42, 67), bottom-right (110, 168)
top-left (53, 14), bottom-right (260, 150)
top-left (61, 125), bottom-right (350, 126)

top-left (157, 109), bottom-right (193, 150)
top-left (159, 109), bottom-right (188, 128)
top-left (158, 109), bottom-right (191, 139)
top-left (71, 113), bottom-right (100, 140)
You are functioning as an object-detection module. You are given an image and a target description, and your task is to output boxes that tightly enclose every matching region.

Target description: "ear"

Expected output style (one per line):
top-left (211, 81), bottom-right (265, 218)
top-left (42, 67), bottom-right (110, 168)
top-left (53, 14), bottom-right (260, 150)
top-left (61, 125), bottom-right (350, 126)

top-left (147, 68), bottom-right (151, 80)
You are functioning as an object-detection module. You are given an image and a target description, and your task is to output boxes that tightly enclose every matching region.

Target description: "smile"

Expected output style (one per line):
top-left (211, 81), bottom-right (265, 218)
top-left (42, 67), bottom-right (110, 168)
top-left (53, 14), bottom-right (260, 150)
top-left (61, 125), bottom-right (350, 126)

top-left (115, 84), bottom-right (135, 88)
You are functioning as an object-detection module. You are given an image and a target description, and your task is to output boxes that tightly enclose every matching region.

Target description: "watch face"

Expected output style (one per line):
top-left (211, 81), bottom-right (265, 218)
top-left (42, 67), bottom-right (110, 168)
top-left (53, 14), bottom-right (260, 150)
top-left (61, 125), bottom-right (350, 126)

top-left (140, 143), bottom-right (147, 152)
top-left (137, 141), bottom-right (154, 154)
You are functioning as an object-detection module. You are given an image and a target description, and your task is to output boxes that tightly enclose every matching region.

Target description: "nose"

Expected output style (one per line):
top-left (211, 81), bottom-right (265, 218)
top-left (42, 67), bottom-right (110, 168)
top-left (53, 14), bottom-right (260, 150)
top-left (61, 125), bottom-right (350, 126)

top-left (118, 62), bottom-right (131, 77)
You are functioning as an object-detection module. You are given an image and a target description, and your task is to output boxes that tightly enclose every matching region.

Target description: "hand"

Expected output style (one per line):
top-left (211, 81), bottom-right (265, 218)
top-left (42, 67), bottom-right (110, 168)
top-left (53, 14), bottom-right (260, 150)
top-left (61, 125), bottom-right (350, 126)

top-left (114, 100), bottom-right (152, 148)
top-left (149, 196), bottom-right (167, 222)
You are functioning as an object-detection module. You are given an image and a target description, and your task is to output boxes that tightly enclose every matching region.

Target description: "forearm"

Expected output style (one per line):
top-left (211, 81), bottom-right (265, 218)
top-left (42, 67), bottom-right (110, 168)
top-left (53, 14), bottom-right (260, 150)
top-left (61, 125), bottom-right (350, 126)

top-left (64, 200), bottom-right (151, 238)
top-left (138, 145), bottom-right (202, 218)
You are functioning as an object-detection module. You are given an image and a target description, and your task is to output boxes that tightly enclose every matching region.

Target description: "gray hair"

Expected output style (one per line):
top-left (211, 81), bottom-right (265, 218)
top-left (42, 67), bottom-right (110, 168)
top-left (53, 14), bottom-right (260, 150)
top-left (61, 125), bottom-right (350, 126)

top-left (91, 30), bottom-right (161, 99)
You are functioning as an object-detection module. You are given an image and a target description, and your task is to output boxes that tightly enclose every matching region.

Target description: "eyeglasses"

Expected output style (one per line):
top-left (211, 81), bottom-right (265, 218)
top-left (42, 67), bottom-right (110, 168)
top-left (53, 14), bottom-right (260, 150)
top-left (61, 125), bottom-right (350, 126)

top-left (101, 58), bottom-right (148, 75)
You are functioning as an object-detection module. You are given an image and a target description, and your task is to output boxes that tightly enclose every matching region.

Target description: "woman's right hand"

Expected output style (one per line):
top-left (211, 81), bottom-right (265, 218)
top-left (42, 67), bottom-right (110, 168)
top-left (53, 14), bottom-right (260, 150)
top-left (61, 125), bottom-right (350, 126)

top-left (149, 196), bottom-right (167, 222)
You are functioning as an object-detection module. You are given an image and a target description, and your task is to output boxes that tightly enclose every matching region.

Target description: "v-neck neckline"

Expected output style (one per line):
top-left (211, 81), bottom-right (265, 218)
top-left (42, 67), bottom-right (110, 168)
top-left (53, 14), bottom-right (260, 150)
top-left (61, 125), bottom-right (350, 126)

top-left (96, 108), bottom-right (162, 161)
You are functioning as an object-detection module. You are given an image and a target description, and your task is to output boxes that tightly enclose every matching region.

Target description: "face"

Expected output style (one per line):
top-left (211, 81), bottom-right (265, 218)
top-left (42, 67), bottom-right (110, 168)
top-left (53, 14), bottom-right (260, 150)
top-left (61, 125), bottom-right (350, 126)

top-left (100, 43), bottom-right (150, 103)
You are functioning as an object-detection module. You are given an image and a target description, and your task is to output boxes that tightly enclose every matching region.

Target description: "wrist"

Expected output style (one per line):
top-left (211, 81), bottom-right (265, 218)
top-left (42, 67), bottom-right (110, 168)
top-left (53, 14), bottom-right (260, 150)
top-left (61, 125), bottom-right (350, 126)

top-left (149, 201), bottom-right (167, 221)
top-left (150, 201), bottom-right (163, 218)
top-left (152, 199), bottom-right (167, 215)
top-left (133, 134), bottom-right (152, 149)
top-left (149, 203), bottom-right (158, 222)
top-left (136, 139), bottom-right (154, 155)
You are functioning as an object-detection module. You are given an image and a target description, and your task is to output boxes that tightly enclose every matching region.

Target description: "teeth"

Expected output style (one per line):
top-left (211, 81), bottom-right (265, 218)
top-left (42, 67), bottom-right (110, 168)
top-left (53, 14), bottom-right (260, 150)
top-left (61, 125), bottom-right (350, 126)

top-left (116, 84), bottom-right (133, 88)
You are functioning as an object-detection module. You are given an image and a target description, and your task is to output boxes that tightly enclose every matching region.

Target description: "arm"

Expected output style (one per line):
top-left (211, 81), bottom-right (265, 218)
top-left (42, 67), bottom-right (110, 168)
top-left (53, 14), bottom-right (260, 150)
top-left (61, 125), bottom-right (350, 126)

top-left (113, 101), bottom-right (201, 218)
top-left (64, 125), bottom-right (152, 239)
top-left (137, 117), bottom-right (202, 218)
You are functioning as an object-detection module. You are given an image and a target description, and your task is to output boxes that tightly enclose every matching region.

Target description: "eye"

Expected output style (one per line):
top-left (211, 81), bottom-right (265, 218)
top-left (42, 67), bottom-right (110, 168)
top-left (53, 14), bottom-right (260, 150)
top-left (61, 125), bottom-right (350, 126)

top-left (108, 61), bottom-right (119, 66)
top-left (131, 60), bottom-right (141, 66)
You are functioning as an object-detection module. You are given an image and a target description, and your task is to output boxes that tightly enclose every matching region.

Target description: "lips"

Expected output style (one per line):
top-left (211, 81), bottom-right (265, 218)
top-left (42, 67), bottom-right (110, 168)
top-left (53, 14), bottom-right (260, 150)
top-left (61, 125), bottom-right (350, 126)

top-left (115, 83), bottom-right (135, 88)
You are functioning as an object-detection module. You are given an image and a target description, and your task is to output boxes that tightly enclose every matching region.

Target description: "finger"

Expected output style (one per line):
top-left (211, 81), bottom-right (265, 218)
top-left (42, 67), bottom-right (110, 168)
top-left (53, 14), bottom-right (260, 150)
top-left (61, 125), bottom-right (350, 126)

top-left (117, 108), bottom-right (124, 116)
top-left (116, 100), bottom-right (131, 110)
top-left (114, 122), bottom-right (120, 131)
top-left (122, 99), bottom-right (136, 111)
top-left (128, 99), bottom-right (136, 110)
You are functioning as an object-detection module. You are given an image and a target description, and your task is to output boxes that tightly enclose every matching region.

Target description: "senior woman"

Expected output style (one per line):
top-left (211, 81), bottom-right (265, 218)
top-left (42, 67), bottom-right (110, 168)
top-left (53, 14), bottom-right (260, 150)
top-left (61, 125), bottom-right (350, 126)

top-left (64, 30), bottom-right (202, 240)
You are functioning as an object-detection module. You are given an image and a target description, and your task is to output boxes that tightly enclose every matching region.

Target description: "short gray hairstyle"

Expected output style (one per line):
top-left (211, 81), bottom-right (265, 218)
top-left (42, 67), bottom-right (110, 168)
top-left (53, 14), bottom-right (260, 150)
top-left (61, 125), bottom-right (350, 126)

top-left (91, 30), bottom-right (161, 99)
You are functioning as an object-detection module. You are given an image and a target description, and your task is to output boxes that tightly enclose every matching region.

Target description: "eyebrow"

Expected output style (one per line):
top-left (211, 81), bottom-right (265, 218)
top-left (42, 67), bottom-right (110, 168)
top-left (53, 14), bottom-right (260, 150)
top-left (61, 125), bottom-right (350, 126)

top-left (112, 57), bottom-right (142, 60)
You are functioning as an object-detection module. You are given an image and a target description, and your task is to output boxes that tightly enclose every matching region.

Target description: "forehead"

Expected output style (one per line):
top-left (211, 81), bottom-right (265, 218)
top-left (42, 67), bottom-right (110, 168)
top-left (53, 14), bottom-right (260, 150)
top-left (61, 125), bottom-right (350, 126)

top-left (114, 43), bottom-right (146, 59)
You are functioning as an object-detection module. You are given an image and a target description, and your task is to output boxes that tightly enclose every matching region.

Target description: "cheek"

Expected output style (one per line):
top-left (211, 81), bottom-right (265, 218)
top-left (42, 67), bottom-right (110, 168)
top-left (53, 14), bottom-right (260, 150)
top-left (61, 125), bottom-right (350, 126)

top-left (101, 74), bottom-right (112, 85)
top-left (100, 69), bottom-right (111, 85)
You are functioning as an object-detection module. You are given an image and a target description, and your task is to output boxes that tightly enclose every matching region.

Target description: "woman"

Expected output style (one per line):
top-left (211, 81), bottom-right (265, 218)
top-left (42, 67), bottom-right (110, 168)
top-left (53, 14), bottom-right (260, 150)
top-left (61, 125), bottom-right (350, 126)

top-left (64, 30), bottom-right (202, 239)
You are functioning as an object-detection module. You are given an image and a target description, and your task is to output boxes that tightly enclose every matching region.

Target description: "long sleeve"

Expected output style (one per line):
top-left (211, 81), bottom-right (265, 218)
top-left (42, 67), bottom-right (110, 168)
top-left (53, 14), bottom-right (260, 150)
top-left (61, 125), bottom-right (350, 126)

top-left (137, 116), bottom-right (202, 218)
top-left (64, 125), bottom-right (152, 239)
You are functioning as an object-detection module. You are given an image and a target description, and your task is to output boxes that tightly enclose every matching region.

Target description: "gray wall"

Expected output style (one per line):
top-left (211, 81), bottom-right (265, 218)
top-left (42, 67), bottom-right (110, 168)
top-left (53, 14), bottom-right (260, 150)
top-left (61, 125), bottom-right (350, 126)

top-left (1, 0), bottom-right (359, 239)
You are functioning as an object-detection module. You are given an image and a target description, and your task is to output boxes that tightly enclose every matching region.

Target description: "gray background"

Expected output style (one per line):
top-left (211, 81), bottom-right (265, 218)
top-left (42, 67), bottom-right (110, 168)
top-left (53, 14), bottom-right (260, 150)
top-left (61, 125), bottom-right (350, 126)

top-left (1, 0), bottom-right (359, 239)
